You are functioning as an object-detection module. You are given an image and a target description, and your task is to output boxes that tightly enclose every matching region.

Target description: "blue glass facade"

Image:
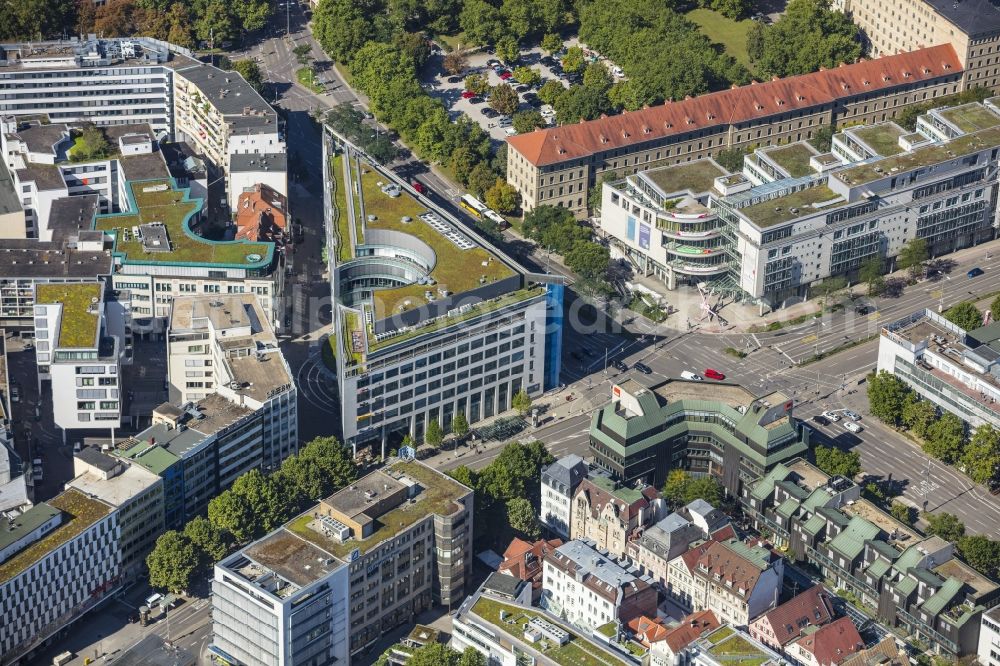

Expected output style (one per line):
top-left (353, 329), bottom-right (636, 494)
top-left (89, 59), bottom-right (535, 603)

top-left (544, 283), bottom-right (564, 391)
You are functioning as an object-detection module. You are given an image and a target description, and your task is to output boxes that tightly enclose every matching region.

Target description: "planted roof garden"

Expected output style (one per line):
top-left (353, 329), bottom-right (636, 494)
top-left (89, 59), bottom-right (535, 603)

top-left (36, 282), bottom-right (101, 348)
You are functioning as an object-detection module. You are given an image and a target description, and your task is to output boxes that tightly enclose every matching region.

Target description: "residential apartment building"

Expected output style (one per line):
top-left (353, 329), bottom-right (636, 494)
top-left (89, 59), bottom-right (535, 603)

top-left (0, 488), bottom-right (119, 664)
top-left (878, 307), bottom-right (1000, 429)
top-left (786, 617), bottom-right (864, 666)
top-left (33, 280), bottom-right (130, 432)
top-left (839, 0), bottom-right (1000, 92)
top-left (542, 539), bottom-right (657, 631)
top-left (570, 475), bottom-right (663, 559)
top-left (229, 153), bottom-right (288, 212)
top-left (602, 99), bottom-right (1000, 308)
top-left (649, 610), bottom-right (720, 666)
top-left (212, 526), bottom-right (350, 666)
top-left (681, 625), bottom-right (787, 666)
top-left (325, 140), bottom-right (562, 455)
top-left (497, 537), bottom-right (563, 602)
top-left (629, 503), bottom-right (734, 590)
top-left (744, 459), bottom-right (999, 657)
top-left (211, 460), bottom-right (473, 662)
top-left (589, 378), bottom-right (809, 495)
top-left (979, 605), bottom-right (1000, 666)
top-left (166, 294), bottom-right (297, 469)
top-left (507, 45), bottom-right (964, 216)
top-left (666, 537), bottom-right (784, 627)
top-left (0, 38), bottom-right (181, 133)
top-left (750, 584), bottom-right (837, 650)
top-left (539, 453), bottom-right (588, 538)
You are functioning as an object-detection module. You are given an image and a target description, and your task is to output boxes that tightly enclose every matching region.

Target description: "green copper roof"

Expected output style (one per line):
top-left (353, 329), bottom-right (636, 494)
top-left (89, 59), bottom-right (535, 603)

top-left (751, 464), bottom-right (792, 501)
top-left (865, 557), bottom-right (892, 580)
top-left (802, 514), bottom-right (827, 536)
top-left (722, 538), bottom-right (773, 570)
top-left (776, 497), bottom-right (800, 519)
top-left (802, 488), bottom-right (834, 513)
top-left (894, 545), bottom-right (926, 574)
top-left (895, 576), bottom-right (918, 598)
top-left (828, 516), bottom-right (881, 561)
top-left (921, 577), bottom-right (964, 616)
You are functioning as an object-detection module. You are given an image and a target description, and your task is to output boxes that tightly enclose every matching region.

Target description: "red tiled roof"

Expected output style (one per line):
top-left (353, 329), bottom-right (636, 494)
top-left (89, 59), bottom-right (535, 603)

top-left (236, 183), bottom-right (287, 242)
top-left (661, 610), bottom-right (720, 653)
top-left (694, 541), bottom-right (766, 597)
top-left (498, 537), bottom-right (563, 584)
top-left (575, 478), bottom-right (651, 521)
top-left (627, 615), bottom-right (670, 647)
top-left (507, 45), bottom-right (962, 167)
top-left (752, 585), bottom-right (836, 646)
top-left (794, 617), bottom-right (864, 666)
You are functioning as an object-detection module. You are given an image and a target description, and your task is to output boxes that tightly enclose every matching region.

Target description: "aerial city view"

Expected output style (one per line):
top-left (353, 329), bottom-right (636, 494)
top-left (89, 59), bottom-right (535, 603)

top-left (8, 0), bottom-right (1000, 664)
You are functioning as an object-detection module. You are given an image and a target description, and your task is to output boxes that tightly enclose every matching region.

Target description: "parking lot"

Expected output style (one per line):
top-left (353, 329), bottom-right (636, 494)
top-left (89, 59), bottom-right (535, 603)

top-left (422, 45), bottom-right (568, 142)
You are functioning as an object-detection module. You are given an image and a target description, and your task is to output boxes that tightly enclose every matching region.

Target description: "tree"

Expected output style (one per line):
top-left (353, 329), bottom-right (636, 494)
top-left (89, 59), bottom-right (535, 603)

top-left (923, 511), bottom-right (966, 543)
top-left (542, 32), bottom-right (563, 55)
top-left (565, 241), bottom-right (609, 281)
top-left (231, 59), bottom-right (264, 94)
top-left (561, 45), bottom-right (584, 73)
top-left (451, 410), bottom-right (469, 440)
top-left (489, 83), bottom-right (520, 115)
top-left (280, 436), bottom-right (357, 507)
top-left (582, 61), bottom-right (612, 92)
top-left (72, 124), bottom-right (110, 161)
top-left (207, 489), bottom-right (255, 543)
top-left (959, 535), bottom-right (1000, 578)
top-left (991, 294), bottom-right (1000, 323)
top-left (944, 301), bottom-right (983, 331)
top-left (902, 398), bottom-right (937, 438)
top-left (897, 238), bottom-right (928, 278)
top-left (495, 35), bottom-right (520, 64)
top-left (859, 257), bottom-right (885, 296)
top-left (507, 497), bottom-right (541, 539)
top-left (961, 424), bottom-right (1000, 485)
top-left (394, 32), bottom-right (431, 70)
top-left (683, 477), bottom-right (724, 506)
top-left (293, 43), bottom-right (314, 65)
top-left (589, 172), bottom-right (616, 212)
top-left (425, 419), bottom-right (443, 449)
top-left (663, 469), bottom-right (691, 507)
top-left (512, 389), bottom-right (532, 415)
top-left (813, 276), bottom-right (847, 309)
top-left (814, 445), bottom-right (861, 479)
top-left (184, 516), bottom-right (231, 571)
top-left (443, 52), bottom-right (469, 75)
top-left (512, 110), bottom-right (545, 134)
top-left (924, 412), bottom-right (966, 464)
top-left (464, 73), bottom-right (489, 97)
top-left (313, 0), bottom-right (390, 63)
top-left (449, 464), bottom-right (476, 489)
top-left (746, 20), bottom-right (766, 65)
top-left (477, 440), bottom-right (553, 507)
top-left (554, 84), bottom-right (610, 123)
top-left (809, 125), bottom-right (836, 152)
top-left (406, 643), bottom-right (486, 666)
top-left (890, 502), bottom-right (914, 525)
top-left (146, 531), bottom-right (199, 593)
top-left (194, 0), bottom-right (235, 45)
top-left (754, 0), bottom-right (861, 79)
top-left (512, 66), bottom-right (541, 88)
top-left (485, 179), bottom-right (519, 213)
top-left (867, 371), bottom-right (912, 427)
top-left (231, 0), bottom-right (272, 32)
top-left (468, 162), bottom-right (497, 198)
top-left (459, 0), bottom-right (504, 46)
top-left (715, 147), bottom-right (745, 173)
top-left (538, 80), bottom-right (565, 106)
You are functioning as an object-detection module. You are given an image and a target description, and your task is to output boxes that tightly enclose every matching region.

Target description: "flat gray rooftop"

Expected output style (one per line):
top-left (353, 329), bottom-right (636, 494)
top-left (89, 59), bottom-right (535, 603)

top-left (174, 63), bottom-right (275, 118)
top-left (923, 0), bottom-right (1000, 36)
top-left (0, 243), bottom-right (113, 279)
top-left (229, 152), bottom-right (286, 173)
top-left (49, 194), bottom-right (99, 241)
top-left (240, 528), bottom-right (342, 589)
top-left (120, 151), bottom-right (169, 181)
top-left (324, 470), bottom-right (406, 521)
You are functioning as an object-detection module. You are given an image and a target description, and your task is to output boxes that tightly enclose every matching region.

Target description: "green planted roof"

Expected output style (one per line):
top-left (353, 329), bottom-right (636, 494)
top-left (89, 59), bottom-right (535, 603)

top-left (828, 516), bottom-right (880, 561)
top-left (938, 104), bottom-right (1000, 133)
top-left (739, 185), bottom-right (842, 228)
top-left (93, 178), bottom-right (274, 268)
top-left (35, 282), bottom-right (101, 348)
top-left (852, 124), bottom-right (905, 156)
top-left (765, 143), bottom-right (816, 178)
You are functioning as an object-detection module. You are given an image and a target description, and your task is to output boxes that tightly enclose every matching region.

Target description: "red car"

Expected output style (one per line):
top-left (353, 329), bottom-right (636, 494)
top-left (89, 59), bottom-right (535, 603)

top-left (411, 180), bottom-right (426, 194)
top-left (461, 90), bottom-right (476, 99)
top-left (498, 71), bottom-right (513, 80)
top-left (704, 368), bottom-right (725, 381)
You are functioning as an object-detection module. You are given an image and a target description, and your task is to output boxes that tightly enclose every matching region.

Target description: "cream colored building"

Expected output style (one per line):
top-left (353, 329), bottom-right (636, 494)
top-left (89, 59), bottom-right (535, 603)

top-left (841, 0), bottom-right (1000, 92)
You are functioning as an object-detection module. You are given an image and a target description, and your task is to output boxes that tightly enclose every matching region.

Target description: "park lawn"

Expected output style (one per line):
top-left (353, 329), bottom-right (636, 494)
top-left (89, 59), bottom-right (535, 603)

top-left (436, 32), bottom-right (476, 52)
top-left (297, 67), bottom-right (324, 93)
top-left (686, 8), bottom-right (755, 70)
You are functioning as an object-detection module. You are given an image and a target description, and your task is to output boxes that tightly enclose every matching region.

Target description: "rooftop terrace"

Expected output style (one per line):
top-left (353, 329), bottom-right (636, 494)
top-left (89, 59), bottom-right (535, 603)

top-left (469, 595), bottom-right (629, 666)
top-left (36, 282), bottom-right (101, 348)
top-left (640, 159), bottom-right (727, 196)
top-left (0, 488), bottom-right (112, 584)
top-left (93, 179), bottom-right (273, 268)
top-left (764, 143), bottom-right (817, 178)
top-left (739, 185), bottom-right (842, 228)
top-left (938, 103), bottom-right (1000, 133)
top-left (851, 124), bottom-right (905, 157)
top-left (288, 460), bottom-right (469, 559)
top-left (699, 626), bottom-right (780, 666)
top-left (836, 125), bottom-right (1000, 186)
top-left (356, 166), bottom-right (514, 320)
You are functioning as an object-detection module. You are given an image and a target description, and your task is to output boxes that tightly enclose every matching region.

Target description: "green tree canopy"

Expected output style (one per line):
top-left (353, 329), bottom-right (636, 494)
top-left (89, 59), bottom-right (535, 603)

top-left (208, 488), bottom-right (255, 544)
top-left (459, 0), bottom-right (504, 46)
top-left (489, 83), bottom-right (520, 116)
top-left (183, 516), bottom-right (231, 571)
top-left (889, 502), bottom-right (914, 525)
top-left (72, 124), bottom-right (110, 162)
top-left (753, 0), bottom-right (861, 79)
top-left (662, 469), bottom-right (723, 507)
top-left (943, 302), bottom-right (983, 331)
top-left (313, 0), bottom-right (390, 63)
top-left (425, 419), bottom-right (443, 448)
top-left (859, 258), bottom-right (884, 295)
top-left (485, 179), bottom-right (519, 213)
top-left (538, 79), bottom-right (566, 106)
top-left (959, 535), bottom-right (1000, 579)
top-left (897, 238), bottom-right (928, 276)
top-left (507, 497), bottom-right (541, 539)
top-left (714, 147), bottom-right (746, 172)
top-left (924, 412), bottom-right (966, 464)
top-left (147, 531), bottom-right (199, 593)
top-left (512, 66), bottom-right (541, 87)
top-left (553, 82), bottom-right (610, 123)
top-left (512, 389), bottom-right (533, 415)
top-left (923, 512), bottom-right (966, 543)
top-left (512, 110), bottom-right (545, 134)
top-left (231, 60), bottom-right (264, 94)
top-left (866, 371), bottom-right (912, 427)
top-left (560, 45), bottom-right (585, 73)
top-left (451, 411), bottom-right (469, 439)
top-left (961, 425), bottom-right (1000, 485)
top-left (541, 33), bottom-right (563, 55)
top-left (495, 35), bottom-right (520, 64)
top-left (814, 445), bottom-right (861, 479)
top-left (902, 397), bottom-right (937, 438)
top-left (565, 240), bottom-right (610, 281)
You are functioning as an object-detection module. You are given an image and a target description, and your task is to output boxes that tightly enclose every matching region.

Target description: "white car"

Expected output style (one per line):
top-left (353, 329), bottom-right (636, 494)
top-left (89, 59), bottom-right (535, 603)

top-left (821, 410), bottom-right (841, 422)
top-left (844, 421), bottom-right (863, 433)
top-left (503, 127), bottom-right (518, 136)
top-left (680, 370), bottom-right (703, 381)
top-left (844, 410), bottom-right (862, 421)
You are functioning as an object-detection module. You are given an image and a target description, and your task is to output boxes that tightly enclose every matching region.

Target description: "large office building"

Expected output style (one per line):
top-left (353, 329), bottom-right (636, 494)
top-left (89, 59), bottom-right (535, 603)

top-left (838, 0), bottom-right (1000, 93)
top-left (211, 460), bottom-right (473, 663)
top-left (589, 378), bottom-right (809, 496)
top-left (744, 457), bottom-right (999, 657)
top-left (600, 99), bottom-right (1000, 307)
top-left (324, 140), bottom-right (562, 455)
top-left (507, 45), bottom-right (965, 216)
top-left (878, 306), bottom-right (1000, 429)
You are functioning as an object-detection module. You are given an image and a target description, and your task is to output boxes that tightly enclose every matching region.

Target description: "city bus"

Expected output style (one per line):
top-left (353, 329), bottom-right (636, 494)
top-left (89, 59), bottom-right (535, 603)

top-left (482, 208), bottom-right (510, 230)
top-left (459, 194), bottom-right (488, 218)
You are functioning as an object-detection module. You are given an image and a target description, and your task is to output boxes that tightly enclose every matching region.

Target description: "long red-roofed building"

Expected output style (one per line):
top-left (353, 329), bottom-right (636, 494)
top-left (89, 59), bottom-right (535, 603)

top-left (506, 44), bottom-right (964, 215)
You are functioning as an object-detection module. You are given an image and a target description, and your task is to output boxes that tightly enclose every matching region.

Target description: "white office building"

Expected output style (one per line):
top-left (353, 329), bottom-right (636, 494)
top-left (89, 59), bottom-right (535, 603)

top-left (979, 606), bottom-right (1000, 666)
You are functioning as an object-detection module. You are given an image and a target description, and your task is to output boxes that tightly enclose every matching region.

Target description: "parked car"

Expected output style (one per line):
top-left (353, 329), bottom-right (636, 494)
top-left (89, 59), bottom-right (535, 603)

top-left (447, 76), bottom-right (463, 83)
top-left (515, 84), bottom-right (530, 93)
top-left (411, 180), bottom-right (425, 194)
top-left (844, 421), bottom-right (863, 433)
top-left (680, 370), bottom-right (703, 381)
top-left (499, 71), bottom-right (513, 80)
top-left (540, 56), bottom-right (555, 66)
top-left (10, 385), bottom-right (19, 403)
top-left (503, 127), bottom-right (518, 136)
top-left (612, 360), bottom-right (629, 372)
top-left (469, 96), bottom-right (485, 104)
top-left (523, 93), bottom-right (540, 106)
top-left (704, 368), bottom-right (725, 380)
top-left (461, 90), bottom-right (476, 99)
top-left (822, 410), bottom-right (841, 422)
top-left (812, 415), bottom-right (831, 426)
top-left (968, 267), bottom-right (985, 278)
top-left (498, 116), bottom-right (513, 128)
top-left (844, 410), bottom-right (862, 421)
top-left (855, 304), bottom-right (874, 315)
top-left (633, 362), bottom-right (652, 374)
top-left (481, 108), bottom-right (499, 118)
top-left (487, 59), bottom-right (501, 67)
